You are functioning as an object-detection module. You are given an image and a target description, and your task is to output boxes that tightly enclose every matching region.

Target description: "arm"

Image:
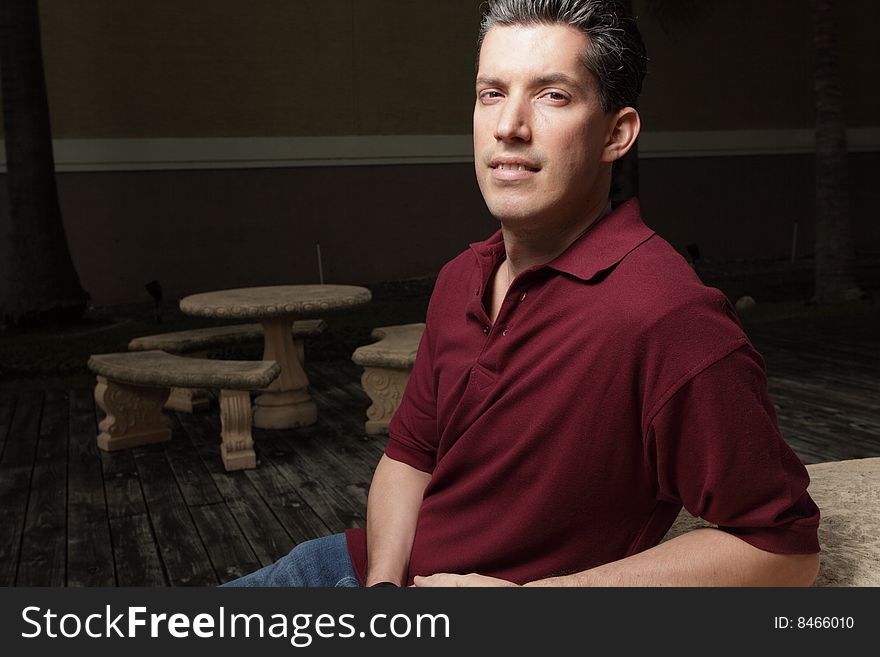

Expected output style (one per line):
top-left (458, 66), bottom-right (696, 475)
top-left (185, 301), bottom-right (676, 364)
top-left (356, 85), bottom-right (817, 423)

top-left (525, 528), bottom-right (819, 587)
top-left (365, 454), bottom-right (431, 587)
top-left (414, 528), bottom-right (819, 587)
top-left (415, 349), bottom-right (822, 588)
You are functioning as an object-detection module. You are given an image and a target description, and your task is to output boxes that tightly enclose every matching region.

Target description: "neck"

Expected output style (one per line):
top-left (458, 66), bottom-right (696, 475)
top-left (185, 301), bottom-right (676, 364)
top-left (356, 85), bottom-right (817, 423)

top-left (501, 197), bottom-right (610, 278)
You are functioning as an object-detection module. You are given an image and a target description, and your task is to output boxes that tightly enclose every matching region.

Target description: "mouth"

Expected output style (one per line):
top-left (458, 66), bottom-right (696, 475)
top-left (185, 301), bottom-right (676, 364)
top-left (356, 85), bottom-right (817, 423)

top-left (490, 159), bottom-right (540, 182)
top-left (490, 160), bottom-right (540, 173)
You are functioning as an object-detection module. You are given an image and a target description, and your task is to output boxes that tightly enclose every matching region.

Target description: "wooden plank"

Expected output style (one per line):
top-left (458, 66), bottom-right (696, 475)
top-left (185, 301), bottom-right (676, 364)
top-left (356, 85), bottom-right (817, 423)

top-left (768, 381), bottom-right (880, 440)
top-left (294, 407), bottom-right (377, 484)
top-left (67, 387), bottom-right (116, 586)
top-left (166, 394), bottom-right (292, 582)
top-left (178, 409), bottom-right (330, 551)
top-left (102, 448), bottom-right (148, 520)
top-left (99, 416), bottom-right (164, 587)
top-left (305, 364), bottom-right (386, 476)
top-left (240, 475), bottom-right (332, 548)
top-left (16, 390), bottom-right (68, 586)
top-left (110, 513), bottom-right (167, 586)
top-left (342, 481), bottom-right (370, 513)
top-left (767, 359), bottom-right (880, 395)
top-left (309, 362), bottom-right (389, 462)
top-left (255, 429), bottom-right (365, 534)
top-left (163, 413), bottom-right (223, 507)
top-left (189, 502), bottom-right (261, 583)
top-left (761, 339), bottom-right (879, 365)
top-left (176, 407), bottom-right (312, 566)
top-left (173, 411), bottom-right (246, 499)
top-left (772, 407), bottom-right (879, 462)
top-left (133, 444), bottom-right (217, 586)
top-left (753, 336), bottom-right (880, 374)
top-left (0, 390), bottom-right (42, 586)
top-left (753, 326), bottom-right (880, 354)
top-left (771, 404), bottom-right (880, 458)
top-left (310, 361), bottom-right (372, 412)
top-left (0, 391), bottom-right (17, 464)
top-left (185, 397), bottom-right (362, 530)
top-left (763, 349), bottom-right (880, 394)
top-left (225, 493), bottom-right (298, 567)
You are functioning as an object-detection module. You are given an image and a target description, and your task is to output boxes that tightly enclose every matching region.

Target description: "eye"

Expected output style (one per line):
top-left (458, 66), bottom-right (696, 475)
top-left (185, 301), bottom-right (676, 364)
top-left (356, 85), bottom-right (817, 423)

top-left (478, 89), bottom-right (504, 103)
top-left (540, 90), bottom-right (570, 104)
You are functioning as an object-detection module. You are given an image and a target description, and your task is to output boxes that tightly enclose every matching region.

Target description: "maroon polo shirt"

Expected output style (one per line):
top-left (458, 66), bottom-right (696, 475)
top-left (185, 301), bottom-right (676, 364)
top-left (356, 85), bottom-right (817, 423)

top-left (346, 199), bottom-right (820, 585)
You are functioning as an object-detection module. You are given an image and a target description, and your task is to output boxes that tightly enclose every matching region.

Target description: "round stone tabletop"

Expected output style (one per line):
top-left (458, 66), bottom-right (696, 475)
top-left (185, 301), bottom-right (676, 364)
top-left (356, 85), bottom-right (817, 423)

top-left (180, 285), bottom-right (372, 319)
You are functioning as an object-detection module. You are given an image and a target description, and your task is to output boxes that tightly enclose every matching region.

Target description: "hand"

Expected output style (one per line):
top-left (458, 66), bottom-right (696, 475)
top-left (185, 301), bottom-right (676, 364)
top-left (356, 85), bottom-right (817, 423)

top-left (411, 573), bottom-right (519, 587)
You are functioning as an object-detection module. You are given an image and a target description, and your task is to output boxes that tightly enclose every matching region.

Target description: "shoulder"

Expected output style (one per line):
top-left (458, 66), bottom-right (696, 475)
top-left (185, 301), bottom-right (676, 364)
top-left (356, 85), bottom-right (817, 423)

top-left (436, 248), bottom-right (479, 286)
top-left (609, 235), bottom-right (737, 329)
top-left (424, 243), bottom-right (485, 319)
top-left (605, 235), bottom-right (752, 406)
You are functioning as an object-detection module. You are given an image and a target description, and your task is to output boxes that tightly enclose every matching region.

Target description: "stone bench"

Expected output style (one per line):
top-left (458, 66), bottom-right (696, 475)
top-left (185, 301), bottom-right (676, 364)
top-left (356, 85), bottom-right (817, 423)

top-left (88, 350), bottom-right (280, 471)
top-left (661, 456), bottom-right (880, 586)
top-left (127, 319), bottom-right (327, 413)
top-left (351, 323), bottom-right (425, 435)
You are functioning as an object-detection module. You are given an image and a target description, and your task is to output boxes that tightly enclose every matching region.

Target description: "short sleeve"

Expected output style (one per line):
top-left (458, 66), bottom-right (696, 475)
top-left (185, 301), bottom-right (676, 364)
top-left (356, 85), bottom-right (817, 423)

top-left (647, 344), bottom-right (821, 554)
top-left (384, 321), bottom-right (440, 473)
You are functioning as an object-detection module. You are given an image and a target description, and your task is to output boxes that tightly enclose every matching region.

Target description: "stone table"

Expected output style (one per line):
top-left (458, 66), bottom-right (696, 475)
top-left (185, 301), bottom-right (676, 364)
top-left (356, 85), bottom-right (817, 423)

top-left (180, 284), bottom-right (371, 429)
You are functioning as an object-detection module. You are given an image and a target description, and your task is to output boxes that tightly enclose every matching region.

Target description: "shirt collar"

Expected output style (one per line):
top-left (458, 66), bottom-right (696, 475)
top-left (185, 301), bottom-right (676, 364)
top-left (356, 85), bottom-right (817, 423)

top-left (469, 198), bottom-right (655, 282)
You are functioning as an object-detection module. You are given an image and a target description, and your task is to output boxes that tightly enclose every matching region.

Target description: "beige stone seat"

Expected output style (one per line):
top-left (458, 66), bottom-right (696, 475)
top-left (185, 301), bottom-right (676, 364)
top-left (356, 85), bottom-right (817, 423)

top-left (88, 350), bottom-right (280, 471)
top-left (127, 319), bottom-right (327, 412)
top-left (351, 323), bottom-right (425, 435)
top-left (661, 456), bottom-right (880, 586)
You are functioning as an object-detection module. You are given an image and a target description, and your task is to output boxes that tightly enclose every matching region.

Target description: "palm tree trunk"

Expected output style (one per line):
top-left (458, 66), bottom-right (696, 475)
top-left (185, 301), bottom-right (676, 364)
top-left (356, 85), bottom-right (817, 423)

top-left (812, 0), bottom-right (861, 302)
top-left (0, 0), bottom-right (89, 326)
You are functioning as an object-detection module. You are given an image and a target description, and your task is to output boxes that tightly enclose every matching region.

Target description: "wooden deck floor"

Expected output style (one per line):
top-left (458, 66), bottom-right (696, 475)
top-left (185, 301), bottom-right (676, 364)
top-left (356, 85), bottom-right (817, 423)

top-left (1, 314), bottom-right (878, 586)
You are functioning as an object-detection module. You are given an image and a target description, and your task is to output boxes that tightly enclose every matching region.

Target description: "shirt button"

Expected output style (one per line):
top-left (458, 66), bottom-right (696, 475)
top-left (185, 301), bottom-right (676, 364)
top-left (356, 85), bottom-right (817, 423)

top-left (519, 292), bottom-right (527, 302)
top-left (502, 328), bottom-right (509, 336)
top-left (482, 325), bottom-right (490, 334)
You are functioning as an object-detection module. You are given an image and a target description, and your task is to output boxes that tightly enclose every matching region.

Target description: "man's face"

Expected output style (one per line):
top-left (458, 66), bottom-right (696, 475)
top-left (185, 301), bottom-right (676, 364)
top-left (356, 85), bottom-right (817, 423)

top-left (474, 24), bottom-right (616, 230)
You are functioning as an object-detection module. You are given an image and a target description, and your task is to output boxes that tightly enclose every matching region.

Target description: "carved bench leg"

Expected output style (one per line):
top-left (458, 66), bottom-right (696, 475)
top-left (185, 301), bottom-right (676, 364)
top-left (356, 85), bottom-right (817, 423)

top-left (361, 367), bottom-right (412, 435)
top-left (165, 386), bottom-right (212, 413)
top-left (165, 351), bottom-right (211, 413)
top-left (94, 376), bottom-right (172, 451)
top-left (220, 389), bottom-right (256, 471)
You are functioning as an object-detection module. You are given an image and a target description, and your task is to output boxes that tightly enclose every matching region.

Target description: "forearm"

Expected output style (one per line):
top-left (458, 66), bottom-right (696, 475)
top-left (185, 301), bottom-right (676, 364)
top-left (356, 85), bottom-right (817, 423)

top-left (365, 454), bottom-right (431, 586)
top-left (525, 528), bottom-right (819, 587)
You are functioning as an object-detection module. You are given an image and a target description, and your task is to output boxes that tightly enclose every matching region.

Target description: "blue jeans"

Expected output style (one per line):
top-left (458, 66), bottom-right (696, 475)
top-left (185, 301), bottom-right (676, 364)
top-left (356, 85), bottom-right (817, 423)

top-left (221, 533), bottom-right (359, 587)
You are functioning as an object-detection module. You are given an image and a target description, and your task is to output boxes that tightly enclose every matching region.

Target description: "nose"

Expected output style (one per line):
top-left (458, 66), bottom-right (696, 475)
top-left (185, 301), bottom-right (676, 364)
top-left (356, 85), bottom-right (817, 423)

top-left (495, 96), bottom-right (531, 143)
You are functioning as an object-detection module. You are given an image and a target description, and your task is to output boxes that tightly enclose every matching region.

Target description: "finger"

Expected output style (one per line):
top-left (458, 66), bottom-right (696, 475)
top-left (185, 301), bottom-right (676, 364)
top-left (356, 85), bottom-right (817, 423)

top-left (413, 574), bottom-right (452, 587)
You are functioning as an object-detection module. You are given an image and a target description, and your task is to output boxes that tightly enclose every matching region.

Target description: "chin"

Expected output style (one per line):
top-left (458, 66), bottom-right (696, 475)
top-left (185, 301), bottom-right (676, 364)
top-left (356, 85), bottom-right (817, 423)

top-left (484, 189), bottom-right (535, 215)
top-left (485, 199), bottom-right (545, 225)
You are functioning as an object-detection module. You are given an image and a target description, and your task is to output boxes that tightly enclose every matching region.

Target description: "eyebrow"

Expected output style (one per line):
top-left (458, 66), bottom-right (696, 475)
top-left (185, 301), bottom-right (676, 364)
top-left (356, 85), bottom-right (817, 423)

top-left (476, 73), bottom-right (587, 92)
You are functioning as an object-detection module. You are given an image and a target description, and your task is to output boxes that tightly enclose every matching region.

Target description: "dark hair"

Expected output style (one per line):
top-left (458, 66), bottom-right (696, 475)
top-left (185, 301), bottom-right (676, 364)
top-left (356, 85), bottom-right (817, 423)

top-left (477, 0), bottom-right (647, 112)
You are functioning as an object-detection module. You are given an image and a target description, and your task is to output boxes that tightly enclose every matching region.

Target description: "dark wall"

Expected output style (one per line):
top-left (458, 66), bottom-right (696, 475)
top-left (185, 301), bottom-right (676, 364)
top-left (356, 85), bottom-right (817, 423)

top-left (49, 164), bottom-right (493, 305)
top-left (640, 153), bottom-right (880, 263)
top-left (1, 0), bottom-right (878, 305)
top-left (2, 151), bottom-right (876, 305)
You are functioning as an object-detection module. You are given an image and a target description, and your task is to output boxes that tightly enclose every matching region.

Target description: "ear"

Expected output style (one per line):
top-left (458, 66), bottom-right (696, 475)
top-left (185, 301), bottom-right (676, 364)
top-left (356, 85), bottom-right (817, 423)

top-left (601, 107), bottom-right (641, 163)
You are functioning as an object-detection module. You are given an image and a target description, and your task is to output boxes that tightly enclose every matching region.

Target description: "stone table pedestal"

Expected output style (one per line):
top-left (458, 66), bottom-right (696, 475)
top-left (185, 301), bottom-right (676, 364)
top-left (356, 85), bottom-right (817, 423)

top-left (180, 285), bottom-right (371, 430)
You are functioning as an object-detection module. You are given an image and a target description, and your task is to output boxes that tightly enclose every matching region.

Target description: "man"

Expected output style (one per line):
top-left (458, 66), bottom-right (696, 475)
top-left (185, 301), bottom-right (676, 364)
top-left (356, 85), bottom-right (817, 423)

top-left (226, 0), bottom-right (820, 588)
